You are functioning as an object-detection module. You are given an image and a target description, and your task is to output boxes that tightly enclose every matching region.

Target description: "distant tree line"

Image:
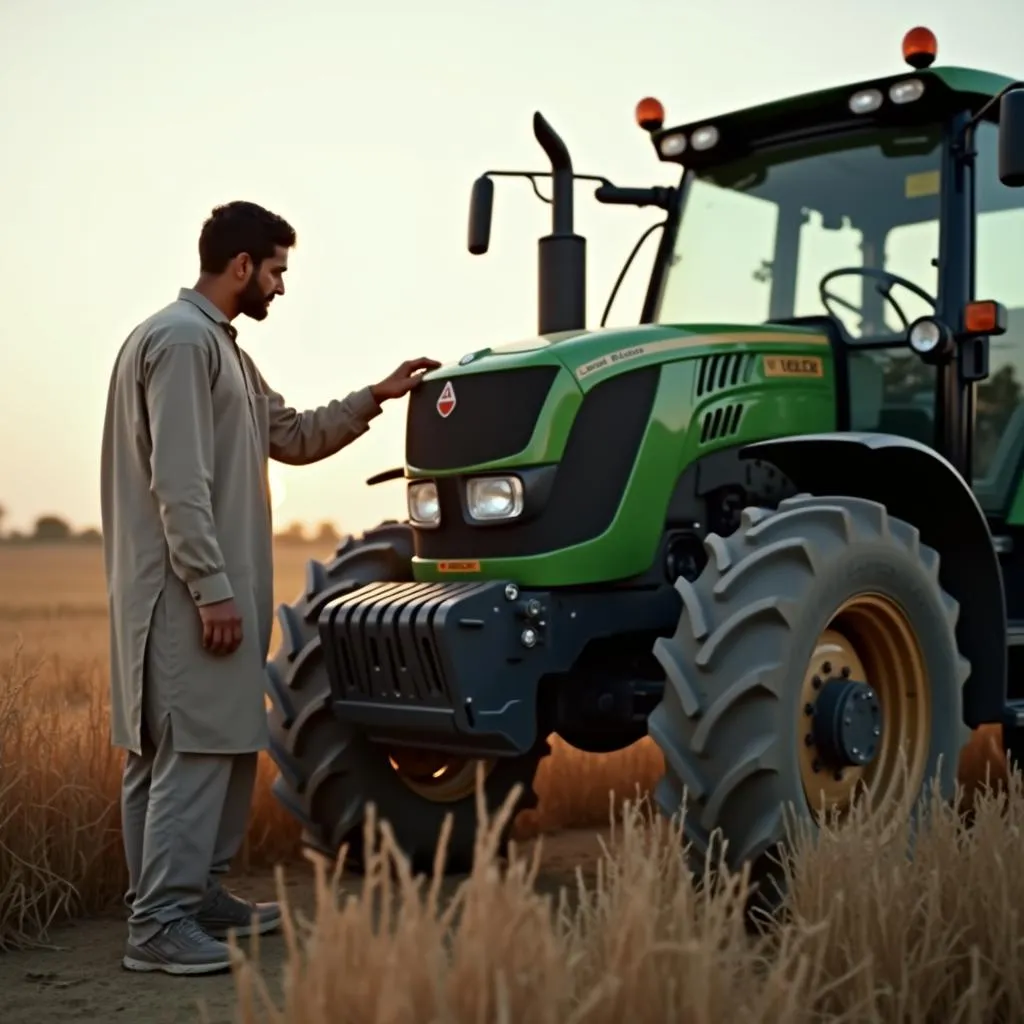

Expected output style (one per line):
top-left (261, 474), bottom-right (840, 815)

top-left (0, 507), bottom-right (103, 545)
top-left (0, 503), bottom-right (343, 547)
top-left (269, 520), bottom-right (344, 546)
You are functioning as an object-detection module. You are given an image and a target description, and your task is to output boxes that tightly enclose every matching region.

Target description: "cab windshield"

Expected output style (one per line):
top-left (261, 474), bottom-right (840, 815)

top-left (653, 120), bottom-right (1024, 507)
top-left (655, 124), bottom-right (943, 340)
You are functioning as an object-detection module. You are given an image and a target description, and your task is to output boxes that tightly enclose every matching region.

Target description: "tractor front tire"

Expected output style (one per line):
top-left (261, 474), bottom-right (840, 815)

top-left (264, 521), bottom-right (549, 874)
top-left (647, 493), bottom-right (970, 903)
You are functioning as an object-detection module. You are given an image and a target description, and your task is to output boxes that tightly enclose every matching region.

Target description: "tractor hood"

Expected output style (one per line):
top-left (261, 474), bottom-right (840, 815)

top-left (405, 320), bottom-right (834, 480)
top-left (428, 321), bottom-right (830, 392)
top-left (403, 318), bottom-right (838, 585)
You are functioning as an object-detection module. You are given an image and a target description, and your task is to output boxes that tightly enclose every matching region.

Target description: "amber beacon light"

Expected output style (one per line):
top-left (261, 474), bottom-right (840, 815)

top-left (635, 97), bottom-right (665, 133)
top-left (902, 26), bottom-right (938, 69)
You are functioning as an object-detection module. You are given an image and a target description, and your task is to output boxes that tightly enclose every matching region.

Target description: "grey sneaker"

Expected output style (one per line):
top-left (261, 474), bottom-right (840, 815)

top-left (122, 916), bottom-right (234, 975)
top-left (196, 885), bottom-right (283, 939)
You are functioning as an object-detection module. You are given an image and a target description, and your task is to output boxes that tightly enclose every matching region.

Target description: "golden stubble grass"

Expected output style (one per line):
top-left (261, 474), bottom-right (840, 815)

top-left (0, 543), bottom-right (665, 949)
top-left (229, 768), bottom-right (1024, 1024)
top-left (4, 542), bottom-right (1024, 1021)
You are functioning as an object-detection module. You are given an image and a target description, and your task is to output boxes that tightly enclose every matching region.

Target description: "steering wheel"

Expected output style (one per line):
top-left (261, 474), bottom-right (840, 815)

top-left (818, 267), bottom-right (937, 333)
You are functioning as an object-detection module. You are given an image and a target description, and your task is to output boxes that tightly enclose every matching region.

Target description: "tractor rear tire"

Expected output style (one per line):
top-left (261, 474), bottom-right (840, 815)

top-left (264, 521), bottom-right (549, 874)
top-left (647, 493), bottom-right (971, 905)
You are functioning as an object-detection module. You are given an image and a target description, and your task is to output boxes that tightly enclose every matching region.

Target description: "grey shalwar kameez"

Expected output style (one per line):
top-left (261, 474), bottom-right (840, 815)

top-left (100, 288), bottom-right (381, 943)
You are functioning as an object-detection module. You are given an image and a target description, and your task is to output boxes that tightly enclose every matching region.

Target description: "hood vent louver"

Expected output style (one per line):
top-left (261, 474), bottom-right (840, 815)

top-left (700, 403), bottom-right (745, 444)
top-left (696, 351), bottom-right (755, 397)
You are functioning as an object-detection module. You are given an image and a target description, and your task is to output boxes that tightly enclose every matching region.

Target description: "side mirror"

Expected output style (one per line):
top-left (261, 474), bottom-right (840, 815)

top-left (467, 175), bottom-right (494, 255)
top-left (998, 88), bottom-right (1024, 188)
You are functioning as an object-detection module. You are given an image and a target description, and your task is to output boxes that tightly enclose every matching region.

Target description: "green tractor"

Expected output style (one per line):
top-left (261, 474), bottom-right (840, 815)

top-left (265, 27), bottom-right (1024, 889)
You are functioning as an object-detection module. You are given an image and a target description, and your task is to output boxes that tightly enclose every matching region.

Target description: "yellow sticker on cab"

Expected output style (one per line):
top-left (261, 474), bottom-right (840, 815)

top-left (762, 355), bottom-right (824, 378)
top-left (905, 170), bottom-right (940, 199)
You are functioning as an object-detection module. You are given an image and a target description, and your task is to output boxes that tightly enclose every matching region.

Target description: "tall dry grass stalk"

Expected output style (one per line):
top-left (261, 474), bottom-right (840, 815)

top-left (0, 643), bottom-right (123, 949)
top-left (0, 632), bottom-right (667, 950)
top-left (0, 640), bottom-right (309, 949)
top-left (231, 767), bottom-right (1024, 1024)
top-left (0, 542), bottom-right (682, 953)
top-left (776, 768), bottom-right (1024, 1021)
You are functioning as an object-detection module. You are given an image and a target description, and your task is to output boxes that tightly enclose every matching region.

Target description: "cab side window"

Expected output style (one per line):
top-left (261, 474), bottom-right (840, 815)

top-left (972, 119), bottom-right (1024, 506)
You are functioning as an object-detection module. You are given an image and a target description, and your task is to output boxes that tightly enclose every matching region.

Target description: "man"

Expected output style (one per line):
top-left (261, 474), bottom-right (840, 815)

top-left (100, 200), bottom-right (439, 975)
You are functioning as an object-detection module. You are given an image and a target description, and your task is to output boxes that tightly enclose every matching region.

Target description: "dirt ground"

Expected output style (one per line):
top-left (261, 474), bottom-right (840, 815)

top-left (0, 828), bottom-right (607, 1024)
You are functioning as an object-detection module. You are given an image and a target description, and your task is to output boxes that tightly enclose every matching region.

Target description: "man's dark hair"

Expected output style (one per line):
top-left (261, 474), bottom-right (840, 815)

top-left (198, 201), bottom-right (296, 273)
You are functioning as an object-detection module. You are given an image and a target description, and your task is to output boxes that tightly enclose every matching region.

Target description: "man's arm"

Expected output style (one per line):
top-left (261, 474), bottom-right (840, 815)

top-left (252, 357), bottom-right (442, 466)
top-left (142, 328), bottom-right (232, 605)
top-left (263, 382), bottom-right (382, 466)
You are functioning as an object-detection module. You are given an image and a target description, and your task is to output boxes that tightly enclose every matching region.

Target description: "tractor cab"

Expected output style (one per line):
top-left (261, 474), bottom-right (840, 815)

top-left (640, 28), bottom-right (1024, 519)
top-left (466, 29), bottom-right (1024, 518)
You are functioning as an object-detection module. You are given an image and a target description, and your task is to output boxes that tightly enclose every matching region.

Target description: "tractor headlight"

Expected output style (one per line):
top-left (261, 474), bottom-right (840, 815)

top-left (466, 476), bottom-right (524, 521)
top-left (407, 481), bottom-right (440, 527)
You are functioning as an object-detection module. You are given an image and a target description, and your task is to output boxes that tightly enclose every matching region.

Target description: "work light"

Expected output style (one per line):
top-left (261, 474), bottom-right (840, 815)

top-left (907, 316), bottom-right (954, 363)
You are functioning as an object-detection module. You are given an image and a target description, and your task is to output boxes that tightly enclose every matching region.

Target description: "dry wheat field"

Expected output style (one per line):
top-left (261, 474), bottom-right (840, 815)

top-left (1, 539), bottom-right (1021, 1023)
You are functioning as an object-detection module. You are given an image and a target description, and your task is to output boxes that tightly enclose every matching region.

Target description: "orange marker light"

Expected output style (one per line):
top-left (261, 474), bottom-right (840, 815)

top-left (636, 97), bottom-right (665, 133)
top-left (902, 26), bottom-right (937, 69)
top-left (964, 299), bottom-right (1008, 336)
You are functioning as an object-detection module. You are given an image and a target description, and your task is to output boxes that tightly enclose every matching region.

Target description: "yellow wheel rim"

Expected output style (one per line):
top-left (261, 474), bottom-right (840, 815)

top-left (387, 746), bottom-right (494, 804)
top-left (798, 593), bottom-right (930, 816)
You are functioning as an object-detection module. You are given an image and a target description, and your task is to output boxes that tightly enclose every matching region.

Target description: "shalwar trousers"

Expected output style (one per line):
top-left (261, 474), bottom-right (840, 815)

top-left (120, 687), bottom-right (258, 947)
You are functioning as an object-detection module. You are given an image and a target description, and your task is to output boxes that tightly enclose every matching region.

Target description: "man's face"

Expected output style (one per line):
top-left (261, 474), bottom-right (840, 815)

top-left (234, 246), bottom-right (289, 321)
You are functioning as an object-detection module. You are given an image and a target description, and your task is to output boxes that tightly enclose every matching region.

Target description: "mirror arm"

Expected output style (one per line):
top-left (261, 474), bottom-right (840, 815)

top-left (954, 80), bottom-right (1024, 158)
top-left (480, 170), bottom-right (614, 190)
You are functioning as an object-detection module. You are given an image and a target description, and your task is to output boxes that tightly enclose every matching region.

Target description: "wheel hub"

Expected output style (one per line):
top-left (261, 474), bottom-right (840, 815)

top-left (387, 746), bottom-right (494, 804)
top-left (812, 678), bottom-right (883, 769)
top-left (797, 594), bottom-right (929, 816)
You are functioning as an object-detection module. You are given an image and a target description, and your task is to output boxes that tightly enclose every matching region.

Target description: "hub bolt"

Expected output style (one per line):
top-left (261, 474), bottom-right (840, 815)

top-left (504, 583), bottom-right (519, 601)
top-left (521, 628), bottom-right (538, 648)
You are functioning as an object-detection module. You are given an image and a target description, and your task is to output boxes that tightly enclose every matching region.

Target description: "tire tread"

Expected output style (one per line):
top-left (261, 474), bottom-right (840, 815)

top-left (648, 494), bottom-right (970, 894)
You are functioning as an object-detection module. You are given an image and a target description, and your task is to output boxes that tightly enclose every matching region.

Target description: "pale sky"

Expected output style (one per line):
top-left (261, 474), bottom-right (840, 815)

top-left (1, 0), bottom-right (1021, 535)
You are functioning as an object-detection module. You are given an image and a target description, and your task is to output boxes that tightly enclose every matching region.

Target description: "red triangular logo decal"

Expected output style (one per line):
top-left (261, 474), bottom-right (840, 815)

top-left (436, 380), bottom-right (457, 418)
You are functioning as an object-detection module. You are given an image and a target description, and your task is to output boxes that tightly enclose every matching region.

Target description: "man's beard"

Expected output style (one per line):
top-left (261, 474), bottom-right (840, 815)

top-left (237, 277), bottom-right (274, 321)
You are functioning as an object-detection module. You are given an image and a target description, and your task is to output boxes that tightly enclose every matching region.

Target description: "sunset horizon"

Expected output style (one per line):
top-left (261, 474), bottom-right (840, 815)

top-left (4, 1), bottom-right (1020, 537)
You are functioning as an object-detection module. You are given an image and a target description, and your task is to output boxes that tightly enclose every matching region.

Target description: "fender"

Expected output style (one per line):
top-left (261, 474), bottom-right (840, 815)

top-left (742, 432), bottom-right (1007, 730)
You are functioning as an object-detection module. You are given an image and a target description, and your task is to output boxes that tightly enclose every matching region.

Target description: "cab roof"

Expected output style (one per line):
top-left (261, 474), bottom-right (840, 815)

top-left (653, 65), bottom-right (1019, 171)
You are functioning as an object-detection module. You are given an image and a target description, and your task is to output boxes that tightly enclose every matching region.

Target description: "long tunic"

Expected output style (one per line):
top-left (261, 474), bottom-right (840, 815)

top-left (100, 287), bottom-right (382, 755)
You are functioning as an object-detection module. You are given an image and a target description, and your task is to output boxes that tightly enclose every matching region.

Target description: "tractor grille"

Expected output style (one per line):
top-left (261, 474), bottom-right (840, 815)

top-left (695, 352), bottom-right (755, 397)
top-left (413, 366), bottom-right (661, 560)
top-left (405, 366), bottom-right (559, 470)
top-left (319, 581), bottom-right (479, 706)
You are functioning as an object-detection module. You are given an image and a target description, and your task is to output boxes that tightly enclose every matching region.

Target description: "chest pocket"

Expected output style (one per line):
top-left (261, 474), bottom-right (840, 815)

top-left (215, 337), bottom-right (265, 448)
